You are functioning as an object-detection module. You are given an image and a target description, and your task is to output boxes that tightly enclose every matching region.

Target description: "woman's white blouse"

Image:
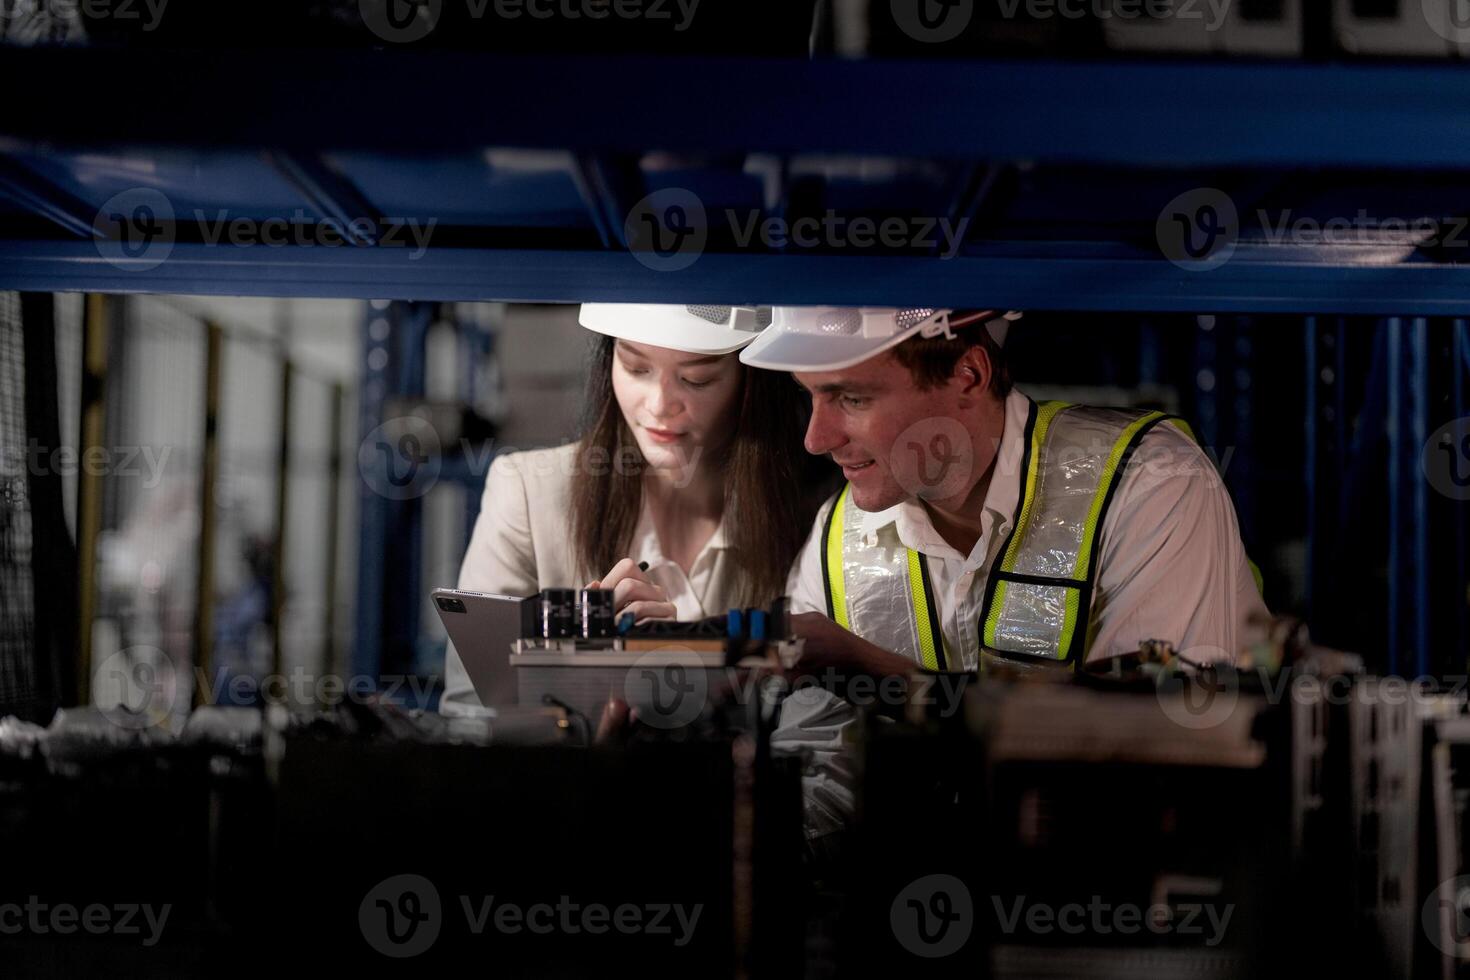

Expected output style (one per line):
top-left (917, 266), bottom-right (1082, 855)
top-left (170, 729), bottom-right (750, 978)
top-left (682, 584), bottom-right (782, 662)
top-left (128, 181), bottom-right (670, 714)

top-left (438, 443), bottom-right (747, 715)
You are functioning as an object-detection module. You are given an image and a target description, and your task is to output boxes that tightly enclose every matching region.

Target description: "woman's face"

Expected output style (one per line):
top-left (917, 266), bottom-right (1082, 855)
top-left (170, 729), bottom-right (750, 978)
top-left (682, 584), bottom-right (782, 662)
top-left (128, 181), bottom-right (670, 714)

top-left (611, 339), bottom-right (744, 475)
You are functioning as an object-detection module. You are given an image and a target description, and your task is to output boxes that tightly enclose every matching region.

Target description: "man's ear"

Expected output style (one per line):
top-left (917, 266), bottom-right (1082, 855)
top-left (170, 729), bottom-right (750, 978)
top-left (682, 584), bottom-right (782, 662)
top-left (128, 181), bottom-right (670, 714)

top-left (955, 346), bottom-right (993, 398)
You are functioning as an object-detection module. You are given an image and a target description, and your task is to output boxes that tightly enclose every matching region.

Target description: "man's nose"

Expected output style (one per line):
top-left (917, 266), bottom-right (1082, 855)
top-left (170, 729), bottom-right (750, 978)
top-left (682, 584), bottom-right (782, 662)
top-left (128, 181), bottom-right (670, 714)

top-left (805, 400), bottom-right (844, 456)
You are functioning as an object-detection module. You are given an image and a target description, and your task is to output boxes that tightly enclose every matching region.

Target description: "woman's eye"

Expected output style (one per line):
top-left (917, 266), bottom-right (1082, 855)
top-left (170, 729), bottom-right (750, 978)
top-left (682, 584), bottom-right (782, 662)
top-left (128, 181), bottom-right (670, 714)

top-left (683, 377), bottom-right (713, 389)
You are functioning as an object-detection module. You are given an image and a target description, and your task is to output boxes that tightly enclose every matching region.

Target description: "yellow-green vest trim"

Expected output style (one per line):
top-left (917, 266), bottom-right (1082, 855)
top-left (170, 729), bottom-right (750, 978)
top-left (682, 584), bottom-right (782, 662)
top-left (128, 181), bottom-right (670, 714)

top-left (821, 399), bottom-right (1195, 671)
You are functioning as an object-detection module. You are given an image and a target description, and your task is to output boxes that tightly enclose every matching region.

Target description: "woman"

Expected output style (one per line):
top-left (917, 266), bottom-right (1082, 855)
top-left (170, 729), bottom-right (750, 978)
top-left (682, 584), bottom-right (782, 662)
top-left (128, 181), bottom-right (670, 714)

top-left (440, 303), bottom-right (830, 715)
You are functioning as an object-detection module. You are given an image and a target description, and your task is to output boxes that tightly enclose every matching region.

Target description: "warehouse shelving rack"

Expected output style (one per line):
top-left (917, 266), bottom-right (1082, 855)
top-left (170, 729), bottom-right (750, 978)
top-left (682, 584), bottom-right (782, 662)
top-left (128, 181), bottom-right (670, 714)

top-left (3, 46), bottom-right (1468, 679)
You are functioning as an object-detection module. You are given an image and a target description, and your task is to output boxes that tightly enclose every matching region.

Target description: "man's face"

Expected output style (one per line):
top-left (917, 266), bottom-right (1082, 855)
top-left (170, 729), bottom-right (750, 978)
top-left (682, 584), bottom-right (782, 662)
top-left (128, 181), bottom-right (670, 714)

top-left (795, 350), bottom-right (1000, 513)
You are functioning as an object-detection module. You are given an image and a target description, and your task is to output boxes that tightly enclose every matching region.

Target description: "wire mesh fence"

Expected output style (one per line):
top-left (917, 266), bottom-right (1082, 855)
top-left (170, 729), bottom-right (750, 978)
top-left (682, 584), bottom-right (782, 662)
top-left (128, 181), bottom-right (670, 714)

top-left (0, 291), bottom-right (39, 716)
top-left (50, 295), bottom-right (354, 724)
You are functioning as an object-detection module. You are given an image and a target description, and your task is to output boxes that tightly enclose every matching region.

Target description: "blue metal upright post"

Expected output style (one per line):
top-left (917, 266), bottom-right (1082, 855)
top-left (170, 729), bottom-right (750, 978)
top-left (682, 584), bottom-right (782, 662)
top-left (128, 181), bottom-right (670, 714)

top-left (390, 303), bottom-right (432, 680)
top-left (1304, 317), bottom-right (1317, 627)
top-left (353, 300), bottom-right (393, 682)
top-left (1231, 317), bottom-right (1255, 543)
top-left (1138, 322), bottom-right (1161, 386)
top-left (1194, 315), bottom-right (1219, 465)
top-left (1334, 320), bottom-right (1348, 547)
top-left (1386, 318), bottom-right (1402, 676)
top-left (1457, 320), bottom-right (1469, 673)
top-left (1411, 318), bottom-right (1430, 677)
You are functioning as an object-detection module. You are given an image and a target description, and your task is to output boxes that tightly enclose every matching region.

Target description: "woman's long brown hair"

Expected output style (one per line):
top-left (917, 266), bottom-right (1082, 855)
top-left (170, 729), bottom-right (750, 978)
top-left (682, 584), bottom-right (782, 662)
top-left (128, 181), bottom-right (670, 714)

top-left (569, 334), bottom-right (835, 608)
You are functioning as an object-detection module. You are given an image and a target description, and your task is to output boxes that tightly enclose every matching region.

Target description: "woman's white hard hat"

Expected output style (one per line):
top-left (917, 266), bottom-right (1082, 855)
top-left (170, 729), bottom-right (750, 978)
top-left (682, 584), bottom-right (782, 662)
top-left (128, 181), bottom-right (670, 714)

top-left (578, 304), bottom-right (771, 355)
top-left (738, 307), bottom-right (1022, 372)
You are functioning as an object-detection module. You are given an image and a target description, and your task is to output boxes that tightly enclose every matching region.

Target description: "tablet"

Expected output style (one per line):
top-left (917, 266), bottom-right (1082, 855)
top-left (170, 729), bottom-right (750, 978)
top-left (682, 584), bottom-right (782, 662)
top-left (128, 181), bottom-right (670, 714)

top-left (432, 588), bottom-right (526, 706)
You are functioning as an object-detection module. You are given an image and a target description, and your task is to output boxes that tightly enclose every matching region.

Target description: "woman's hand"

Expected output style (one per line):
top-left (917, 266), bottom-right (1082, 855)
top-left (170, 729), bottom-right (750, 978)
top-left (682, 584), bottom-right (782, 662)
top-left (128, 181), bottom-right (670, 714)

top-left (586, 558), bottom-right (677, 624)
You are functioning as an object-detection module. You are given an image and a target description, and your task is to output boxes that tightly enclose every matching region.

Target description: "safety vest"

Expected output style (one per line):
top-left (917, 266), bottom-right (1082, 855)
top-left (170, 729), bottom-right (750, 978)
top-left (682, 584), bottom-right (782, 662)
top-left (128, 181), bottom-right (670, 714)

top-left (821, 399), bottom-right (1205, 673)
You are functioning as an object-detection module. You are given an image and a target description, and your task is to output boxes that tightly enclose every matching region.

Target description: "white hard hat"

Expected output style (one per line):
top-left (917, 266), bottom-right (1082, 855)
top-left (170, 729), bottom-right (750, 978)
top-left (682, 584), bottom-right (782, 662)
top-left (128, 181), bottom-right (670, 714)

top-left (738, 307), bottom-right (1022, 372)
top-left (578, 304), bottom-right (771, 356)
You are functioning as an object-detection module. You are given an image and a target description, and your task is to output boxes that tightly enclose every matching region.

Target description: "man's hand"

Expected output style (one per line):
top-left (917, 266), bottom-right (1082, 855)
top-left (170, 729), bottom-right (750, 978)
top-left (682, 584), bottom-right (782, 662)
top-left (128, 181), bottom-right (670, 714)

top-left (788, 612), bottom-right (918, 680)
top-left (594, 696), bottom-right (634, 744)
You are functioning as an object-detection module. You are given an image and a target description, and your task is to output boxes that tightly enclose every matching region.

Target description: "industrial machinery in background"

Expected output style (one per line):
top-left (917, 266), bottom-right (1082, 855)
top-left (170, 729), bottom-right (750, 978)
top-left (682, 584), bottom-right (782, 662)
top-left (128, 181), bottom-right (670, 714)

top-left (0, 594), bottom-right (814, 977)
top-left (3, 614), bottom-right (1470, 977)
top-left (838, 622), bottom-right (1469, 978)
top-left (0, 697), bottom-right (808, 977)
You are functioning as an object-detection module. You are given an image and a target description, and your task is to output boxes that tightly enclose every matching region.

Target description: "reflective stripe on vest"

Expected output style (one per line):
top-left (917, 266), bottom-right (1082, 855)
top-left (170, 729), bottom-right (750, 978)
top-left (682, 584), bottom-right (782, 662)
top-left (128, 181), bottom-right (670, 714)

top-left (822, 484), bottom-right (949, 671)
top-left (822, 399), bottom-right (1180, 671)
top-left (978, 400), bottom-right (1176, 667)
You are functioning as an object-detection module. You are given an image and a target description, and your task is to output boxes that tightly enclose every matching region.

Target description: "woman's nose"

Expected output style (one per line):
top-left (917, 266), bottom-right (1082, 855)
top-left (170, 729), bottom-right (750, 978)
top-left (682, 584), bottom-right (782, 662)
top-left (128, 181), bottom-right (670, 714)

top-left (646, 375), bottom-right (682, 418)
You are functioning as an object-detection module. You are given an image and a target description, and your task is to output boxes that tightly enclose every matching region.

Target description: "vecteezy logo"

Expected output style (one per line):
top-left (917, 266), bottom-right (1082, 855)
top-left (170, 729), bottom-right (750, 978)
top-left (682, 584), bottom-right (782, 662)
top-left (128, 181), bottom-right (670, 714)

top-left (623, 188), bottom-right (708, 273)
top-left (1156, 187), bottom-right (1239, 272)
top-left (1424, 0), bottom-right (1470, 44)
top-left (624, 651), bottom-right (708, 730)
top-left (1422, 874), bottom-right (1470, 957)
top-left (1155, 648), bottom-right (1239, 731)
top-left (360, 0), bottom-right (441, 42)
top-left (890, 874), bottom-right (973, 957)
top-left (888, 416), bottom-right (973, 500)
top-left (358, 415), bottom-right (442, 500)
top-left (93, 188), bottom-right (176, 272)
top-left (92, 647), bottom-right (179, 730)
top-left (360, 874), bottom-right (442, 958)
top-left (1423, 417), bottom-right (1470, 502)
top-left (890, 0), bottom-right (973, 43)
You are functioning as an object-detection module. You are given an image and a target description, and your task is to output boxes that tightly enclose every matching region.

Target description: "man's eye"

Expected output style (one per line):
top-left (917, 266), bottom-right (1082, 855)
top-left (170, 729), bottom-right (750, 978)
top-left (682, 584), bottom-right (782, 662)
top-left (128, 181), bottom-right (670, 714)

top-left (841, 396), bottom-right (869, 409)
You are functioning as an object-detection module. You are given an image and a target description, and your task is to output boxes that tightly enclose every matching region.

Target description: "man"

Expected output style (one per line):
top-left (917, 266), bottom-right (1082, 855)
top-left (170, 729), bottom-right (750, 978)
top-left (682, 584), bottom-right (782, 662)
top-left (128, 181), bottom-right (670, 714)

top-left (739, 307), bottom-right (1268, 841)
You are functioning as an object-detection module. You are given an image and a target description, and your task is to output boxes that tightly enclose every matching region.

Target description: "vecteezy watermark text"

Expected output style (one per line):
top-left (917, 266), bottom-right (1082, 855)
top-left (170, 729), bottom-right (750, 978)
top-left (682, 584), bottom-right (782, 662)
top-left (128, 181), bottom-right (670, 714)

top-left (8, 441), bottom-right (172, 488)
top-left (623, 187), bottom-right (971, 272)
top-left (1157, 185), bottom-right (1470, 271)
top-left (359, 874), bottom-right (701, 958)
top-left (0, 898), bottom-right (170, 947)
top-left (460, 895), bottom-right (701, 944)
top-left (992, 894), bottom-right (1234, 946)
top-left (93, 650), bottom-right (445, 729)
top-left (93, 189), bottom-right (437, 272)
top-left (358, 422), bottom-right (709, 500)
top-left (888, 0), bottom-right (1232, 44)
top-left (359, 0), bottom-right (701, 43)
top-left (1, 0), bottom-right (168, 31)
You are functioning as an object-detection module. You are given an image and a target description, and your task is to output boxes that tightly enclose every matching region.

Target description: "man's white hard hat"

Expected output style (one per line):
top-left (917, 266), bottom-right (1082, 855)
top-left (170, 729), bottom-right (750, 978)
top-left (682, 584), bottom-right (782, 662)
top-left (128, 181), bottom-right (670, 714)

top-left (738, 307), bottom-right (1022, 372)
top-left (578, 304), bottom-right (771, 355)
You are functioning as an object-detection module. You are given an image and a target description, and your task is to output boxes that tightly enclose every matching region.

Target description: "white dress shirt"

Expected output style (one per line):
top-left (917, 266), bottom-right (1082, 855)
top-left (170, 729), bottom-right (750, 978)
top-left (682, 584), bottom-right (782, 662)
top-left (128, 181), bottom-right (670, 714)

top-left (439, 442), bottom-right (746, 715)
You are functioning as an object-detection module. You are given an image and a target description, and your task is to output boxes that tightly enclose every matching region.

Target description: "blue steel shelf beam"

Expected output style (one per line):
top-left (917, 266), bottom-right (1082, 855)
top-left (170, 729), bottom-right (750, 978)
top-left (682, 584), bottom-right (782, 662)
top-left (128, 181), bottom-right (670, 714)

top-left (0, 156), bottom-right (99, 239)
top-left (568, 153), bottom-right (641, 250)
top-left (10, 51), bottom-right (1470, 168)
top-left (264, 151), bottom-right (383, 247)
top-left (937, 161), bottom-right (1006, 260)
top-left (16, 239), bottom-right (1470, 314)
